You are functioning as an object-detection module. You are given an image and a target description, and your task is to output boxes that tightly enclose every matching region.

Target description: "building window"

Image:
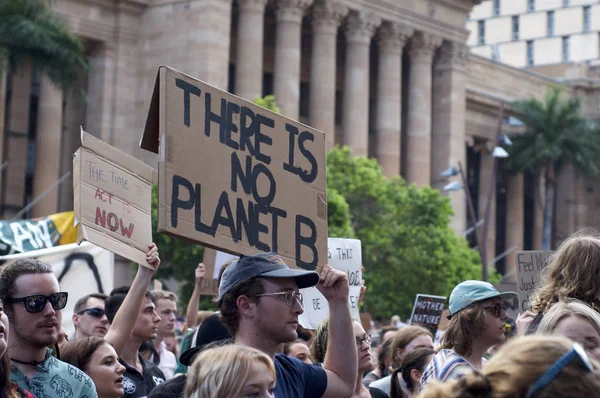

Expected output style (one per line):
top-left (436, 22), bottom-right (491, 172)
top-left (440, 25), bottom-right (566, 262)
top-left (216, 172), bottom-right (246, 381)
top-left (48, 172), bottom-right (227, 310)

top-left (478, 20), bottom-right (485, 45)
top-left (493, 0), bottom-right (500, 16)
top-left (563, 0), bottom-right (569, 7)
top-left (547, 11), bottom-right (554, 36)
top-left (562, 36), bottom-right (570, 61)
top-left (492, 44), bottom-right (500, 61)
top-left (584, 6), bottom-right (591, 32)
top-left (528, 0), bottom-right (535, 12)
top-left (527, 40), bottom-right (534, 66)
top-left (512, 16), bottom-right (519, 41)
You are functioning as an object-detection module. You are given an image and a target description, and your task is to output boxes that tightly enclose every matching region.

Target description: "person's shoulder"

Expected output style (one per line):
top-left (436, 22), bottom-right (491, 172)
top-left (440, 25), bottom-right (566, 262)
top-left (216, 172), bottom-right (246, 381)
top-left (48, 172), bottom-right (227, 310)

top-left (367, 386), bottom-right (390, 398)
top-left (140, 355), bottom-right (166, 380)
top-left (369, 375), bottom-right (390, 390)
top-left (148, 375), bottom-right (187, 398)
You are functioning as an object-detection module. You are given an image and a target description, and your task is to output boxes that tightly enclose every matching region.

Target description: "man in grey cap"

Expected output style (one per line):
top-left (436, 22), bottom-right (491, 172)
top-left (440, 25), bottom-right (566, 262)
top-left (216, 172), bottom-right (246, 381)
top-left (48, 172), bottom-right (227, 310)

top-left (217, 252), bottom-right (357, 398)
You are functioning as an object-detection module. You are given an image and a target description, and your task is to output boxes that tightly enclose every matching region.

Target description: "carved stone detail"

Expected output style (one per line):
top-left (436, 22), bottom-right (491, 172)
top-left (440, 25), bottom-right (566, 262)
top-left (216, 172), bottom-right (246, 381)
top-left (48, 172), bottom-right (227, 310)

top-left (311, 0), bottom-right (348, 32)
top-left (408, 31), bottom-right (442, 60)
top-left (274, 0), bottom-right (314, 23)
top-left (238, 0), bottom-right (268, 13)
top-left (377, 22), bottom-right (413, 54)
top-left (344, 10), bottom-right (382, 44)
top-left (436, 40), bottom-right (469, 70)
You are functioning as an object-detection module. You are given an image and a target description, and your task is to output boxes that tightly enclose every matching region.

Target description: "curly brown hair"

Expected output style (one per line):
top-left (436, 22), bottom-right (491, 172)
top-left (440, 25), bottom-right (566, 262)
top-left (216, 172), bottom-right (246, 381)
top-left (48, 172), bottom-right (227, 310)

top-left (440, 305), bottom-right (487, 357)
top-left (530, 230), bottom-right (600, 315)
top-left (218, 277), bottom-right (264, 336)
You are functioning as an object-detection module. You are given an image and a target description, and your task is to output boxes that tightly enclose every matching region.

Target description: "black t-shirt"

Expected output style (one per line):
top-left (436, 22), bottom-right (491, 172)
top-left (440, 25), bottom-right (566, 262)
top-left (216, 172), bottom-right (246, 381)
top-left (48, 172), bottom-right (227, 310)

top-left (147, 374), bottom-right (186, 398)
top-left (274, 353), bottom-right (328, 398)
top-left (120, 354), bottom-right (166, 398)
top-left (368, 386), bottom-right (390, 398)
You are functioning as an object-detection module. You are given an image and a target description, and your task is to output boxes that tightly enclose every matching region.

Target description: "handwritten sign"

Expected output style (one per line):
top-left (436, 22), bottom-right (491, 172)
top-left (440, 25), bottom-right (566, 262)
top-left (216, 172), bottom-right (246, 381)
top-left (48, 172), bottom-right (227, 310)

top-left (516, 251), bottom-right (553, 312)
top-left (140, 66), bottom-right (327, 271)
top-left (409, 294), bottom-right (447, 336)
top-left (495, 282), bottom-right (519, 320)
top-left (74, 128), bottom-right (156, 267)
top-left (299, 238), bottom-right (362, 329)
top-left (199, 248), bottom-right (239, 295)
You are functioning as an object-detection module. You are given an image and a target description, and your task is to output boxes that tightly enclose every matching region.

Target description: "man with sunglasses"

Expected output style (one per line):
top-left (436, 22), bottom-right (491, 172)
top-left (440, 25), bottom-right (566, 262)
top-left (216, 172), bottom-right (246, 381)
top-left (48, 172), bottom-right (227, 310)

top-left (217, 252), bottom-right (357, 398)
top-left (0, 258), bottom-right (98, 398)
top-left (72, 293), bottom-right (109, 340)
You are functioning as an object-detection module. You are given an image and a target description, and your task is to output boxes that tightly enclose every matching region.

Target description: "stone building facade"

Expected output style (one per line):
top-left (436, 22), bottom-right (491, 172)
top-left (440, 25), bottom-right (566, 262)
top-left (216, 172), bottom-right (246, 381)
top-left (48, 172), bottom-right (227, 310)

top-left (1, 0), bottom-right (599, 282)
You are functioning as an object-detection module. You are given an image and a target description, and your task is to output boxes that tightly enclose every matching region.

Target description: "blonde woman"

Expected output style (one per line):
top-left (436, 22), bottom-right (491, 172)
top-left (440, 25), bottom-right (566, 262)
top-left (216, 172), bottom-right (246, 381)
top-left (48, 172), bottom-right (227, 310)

top-left (418, 335), bottom-right (600, 398)
top-left (185, 344), bottom-right (275, 398)
top-left (420, 281), bottom-right (516, 391)
top-left (524, 230), bottom-right (600, 334)
top-left (536, 299), bottom-right (600, 361)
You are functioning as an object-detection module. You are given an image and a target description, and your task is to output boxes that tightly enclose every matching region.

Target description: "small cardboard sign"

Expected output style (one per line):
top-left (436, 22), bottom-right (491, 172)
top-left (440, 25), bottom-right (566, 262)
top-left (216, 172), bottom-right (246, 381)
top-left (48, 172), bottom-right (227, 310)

top-left (409, 294), bottom-right (447, 336)
top-left (299, 238), bottom-right (362, 330)
top-left (495, 282), bottom-right (519, 320)
top-left (73, 128), bottom-right (156, 267)
top-left (516, 251), bottom-right (553, 312)
top-left (140, 66), bottom-right (327, 271)
top-left (200, 248), bottom-right (239, 295)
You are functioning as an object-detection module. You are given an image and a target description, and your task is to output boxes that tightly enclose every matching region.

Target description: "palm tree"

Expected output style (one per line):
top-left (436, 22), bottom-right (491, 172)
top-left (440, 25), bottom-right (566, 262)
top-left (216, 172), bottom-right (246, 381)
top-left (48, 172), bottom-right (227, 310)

top-left (506, 86), bottom-right (600, 250)
top-left (0, 0), bottom-right (87, 91)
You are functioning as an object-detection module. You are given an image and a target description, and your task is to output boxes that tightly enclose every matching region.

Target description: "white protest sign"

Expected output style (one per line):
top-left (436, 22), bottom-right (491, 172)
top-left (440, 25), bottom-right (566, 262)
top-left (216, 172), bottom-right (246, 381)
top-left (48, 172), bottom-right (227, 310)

top-left (516, 251), bottom-right (552, 312)
top-left (299, 238), bottom-right (362, 330)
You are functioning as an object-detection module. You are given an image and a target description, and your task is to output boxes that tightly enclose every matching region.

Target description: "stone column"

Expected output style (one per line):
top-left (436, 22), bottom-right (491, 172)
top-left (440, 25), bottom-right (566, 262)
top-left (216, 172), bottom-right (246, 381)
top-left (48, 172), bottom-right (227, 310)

top-left (342, 11), bottom-right (381, 157)
top-left (375, 22), bottom-right (412, 177)
top-left (235, 0), bottom-right (268, 101)
top-left (405, 31), bottom-right (441, 186)
top-left (309, 0), bottom-right (347, 149)
top-left (479, 149), bottom-right (496, 270)
top-left (32, 75), bottom-right (63, 218)
top-left (505, 173), bottom-right (524, 282)
top-left (273, 0), bottom-right (313, 119)
top-left (431, 41), bottom-right (469, 233)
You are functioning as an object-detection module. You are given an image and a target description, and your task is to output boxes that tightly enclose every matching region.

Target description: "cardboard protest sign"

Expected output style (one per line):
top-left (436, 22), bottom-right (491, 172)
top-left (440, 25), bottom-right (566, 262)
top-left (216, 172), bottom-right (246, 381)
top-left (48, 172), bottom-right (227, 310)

top-left (299, 238), bottom-right (362, 329)
top-left (495, 282), bottom-right (519, 320)
top-left (1, 242), bottom-right (114, 337)
top-left (74, 128), bottom-right (156, 267)
top-left (199, 248), bottom-right (238, 295)
top-left (140, 66), bottom-right (327, 271)
top-left (0, 211), bottom-right (77, 258)
top-left (409, 294), bottom-right (447, 336)
top-left (516, 251), bottom-right (553, 312)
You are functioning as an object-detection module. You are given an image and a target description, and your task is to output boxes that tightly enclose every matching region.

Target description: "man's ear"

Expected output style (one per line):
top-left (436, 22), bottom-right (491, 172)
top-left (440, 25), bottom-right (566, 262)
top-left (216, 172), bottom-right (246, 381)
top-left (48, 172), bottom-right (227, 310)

top-left (72, 313), bottom-right (80, 329)
top-left (237, 295), bottom-right (255, 318)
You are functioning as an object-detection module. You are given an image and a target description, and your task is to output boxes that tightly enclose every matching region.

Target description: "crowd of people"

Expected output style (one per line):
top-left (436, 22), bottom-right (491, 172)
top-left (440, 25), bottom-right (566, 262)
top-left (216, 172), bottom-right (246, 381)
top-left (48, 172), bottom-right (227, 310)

top-left (1, 229), bottom-right (600, 397)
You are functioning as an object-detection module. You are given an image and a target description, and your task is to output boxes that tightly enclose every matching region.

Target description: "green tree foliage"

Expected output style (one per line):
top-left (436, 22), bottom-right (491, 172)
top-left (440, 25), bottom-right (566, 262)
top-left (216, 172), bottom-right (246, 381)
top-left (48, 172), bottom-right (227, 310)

top-left (506, 86), bottom-right (600, 249)
top-left (0, 0), bottom-right (87, 91)
top-left (253, 95), bottom-right (281, 113)
top-left (326, 189), bottom-right (354, 239)
top-left (327, 147), bottom-right (484, 320)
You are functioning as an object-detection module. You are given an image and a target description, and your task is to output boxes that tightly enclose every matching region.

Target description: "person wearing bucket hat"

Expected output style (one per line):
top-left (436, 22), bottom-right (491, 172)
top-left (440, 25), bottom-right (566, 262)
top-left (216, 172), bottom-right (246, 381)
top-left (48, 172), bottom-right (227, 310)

top-left (419, 281), bottom-right (517, 392)
top-left (217, 252), bottom-right (358, 398)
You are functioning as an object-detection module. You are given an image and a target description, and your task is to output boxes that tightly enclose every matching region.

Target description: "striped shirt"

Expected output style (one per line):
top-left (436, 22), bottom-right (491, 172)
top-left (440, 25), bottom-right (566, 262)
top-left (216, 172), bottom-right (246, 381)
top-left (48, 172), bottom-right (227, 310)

top-left (419, 349), bottom-right (481, 393)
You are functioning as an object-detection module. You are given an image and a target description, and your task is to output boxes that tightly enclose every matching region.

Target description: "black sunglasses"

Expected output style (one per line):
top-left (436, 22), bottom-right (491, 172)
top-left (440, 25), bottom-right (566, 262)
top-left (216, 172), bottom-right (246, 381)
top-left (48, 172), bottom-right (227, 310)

top-left (6, 292), bottom-right (68, 313)
top-left (77, 308), bottom-right (105, 318)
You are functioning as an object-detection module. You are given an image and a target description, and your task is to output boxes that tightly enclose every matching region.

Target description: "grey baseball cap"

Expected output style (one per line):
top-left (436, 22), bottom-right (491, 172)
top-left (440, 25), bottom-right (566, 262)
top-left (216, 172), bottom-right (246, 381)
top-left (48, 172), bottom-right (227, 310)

top-left (217, 252), bottom-right (320, 301)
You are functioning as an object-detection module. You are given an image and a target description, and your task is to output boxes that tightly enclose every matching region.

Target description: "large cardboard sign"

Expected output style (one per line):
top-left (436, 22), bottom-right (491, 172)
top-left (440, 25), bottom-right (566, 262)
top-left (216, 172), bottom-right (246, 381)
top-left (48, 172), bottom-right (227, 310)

top-left (0, 242), bottom-right (114, 337)
top-left (516, 251), bottom-right (553, 312)
top-left (200, 248), bottom-right (238, 295)
top-left (299, 238), bottom-right (362, 329)
top-left (74, 128), bottom-right (156, 267)
top-left (140, 66), bottom-right (327, 271)
top-left (409, 294), bottom-right (447, 336)
top-left (0, 211), bottom-right (77, 258)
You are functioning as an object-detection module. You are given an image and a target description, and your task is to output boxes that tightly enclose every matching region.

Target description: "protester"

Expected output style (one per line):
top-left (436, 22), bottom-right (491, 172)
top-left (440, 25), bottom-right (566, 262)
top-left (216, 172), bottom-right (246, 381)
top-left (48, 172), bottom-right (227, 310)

top-left (525, 230), bottom-right (600, 334)
top-left (283, 340), bottom-right (312, 364)
top-left (150, 289), bottom-right (178, 379)
top-left (0, 258), bottom-right (98, 397)
top-left (72, 293), bottom-right (109, 340)
top-left (363, 338), bottom-right (393, 386)
top-left (418, 336), bottom-right (600, 398)
top-left (62, 243), bottom-right (161, 398)
top-left (164, 331), bottom-right (179, 357)
top-left (217, 252), bottom-right (357, 398)
top-left (369, 326), bottom-right (434, 396)
top-left (147, 313), bottom-right (233, 398)
top-left (419, 281), bottom-right (516, 391)
top-left (312, 318), bottom-right (388, 398)
top-left (389, 348), bottom-right (434, 398)
top-left (184, 344), bottom-right (276, 398)
top-left (536, 299), bottom-right (600, 362)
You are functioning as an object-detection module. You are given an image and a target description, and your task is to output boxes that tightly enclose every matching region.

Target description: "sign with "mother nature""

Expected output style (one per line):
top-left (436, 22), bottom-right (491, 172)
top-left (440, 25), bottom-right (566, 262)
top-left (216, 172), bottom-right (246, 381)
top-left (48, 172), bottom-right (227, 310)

top-left (141, 66), bottom-right (327, 270)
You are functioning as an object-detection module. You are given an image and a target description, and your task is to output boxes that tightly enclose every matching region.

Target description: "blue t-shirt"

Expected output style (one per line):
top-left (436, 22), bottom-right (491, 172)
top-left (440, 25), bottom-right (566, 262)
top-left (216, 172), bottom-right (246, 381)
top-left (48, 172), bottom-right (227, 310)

top-left (274, 354), bottom-right (327, 398)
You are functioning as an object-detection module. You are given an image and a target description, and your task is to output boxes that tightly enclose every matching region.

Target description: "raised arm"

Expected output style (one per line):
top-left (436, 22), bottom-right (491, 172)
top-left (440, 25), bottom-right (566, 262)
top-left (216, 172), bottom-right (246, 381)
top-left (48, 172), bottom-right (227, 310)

top-left (104, 243), bottom-right (160, 355)
top-left (317, 264), bottom-right (357, 398)
top-left (185, 263), bottom-right (205, 328)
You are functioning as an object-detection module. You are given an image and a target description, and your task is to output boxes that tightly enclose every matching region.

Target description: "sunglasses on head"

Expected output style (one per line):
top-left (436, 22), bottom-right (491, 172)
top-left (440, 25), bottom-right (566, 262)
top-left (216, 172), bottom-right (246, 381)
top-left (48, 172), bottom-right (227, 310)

top-left (77, 308), bottom-right (105, 318)
top-left (6, 292), bottom-right (68, 313)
